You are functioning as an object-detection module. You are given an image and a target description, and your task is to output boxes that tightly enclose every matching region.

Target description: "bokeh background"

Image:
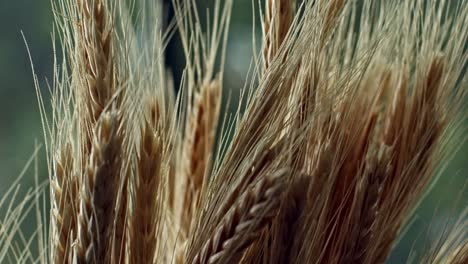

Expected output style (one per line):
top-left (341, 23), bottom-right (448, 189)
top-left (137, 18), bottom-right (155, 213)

top-left (0, 0), bottom-right (466, 263)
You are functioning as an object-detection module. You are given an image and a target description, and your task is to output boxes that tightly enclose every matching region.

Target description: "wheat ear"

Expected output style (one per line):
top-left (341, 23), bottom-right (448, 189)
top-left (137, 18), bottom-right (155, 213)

top-left (73, 0), bottom-right (129, 262)
top-left (191, 169), bottom-right (287, 264)
top-left (50, 143), bottom-right (76, 263)
top-left (129, 100), bottom-right (163, 264)
top-left (350, 144), bottom-right (391, 263)
top-left (76, 0), bottom-right (115, 149)
top-left (181, 78), bottom-right (221, 235)
top-left (261, 174), bottom-right (311, 264)
top-left (75, 112), bottom-right (122, 263)
top-left (370, 57), bottom-right (447, 263)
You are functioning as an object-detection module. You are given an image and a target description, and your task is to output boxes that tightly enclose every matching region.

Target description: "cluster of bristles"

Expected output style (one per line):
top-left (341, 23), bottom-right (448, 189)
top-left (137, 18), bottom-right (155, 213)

top-left (1, 0), bottom-right (466, 263)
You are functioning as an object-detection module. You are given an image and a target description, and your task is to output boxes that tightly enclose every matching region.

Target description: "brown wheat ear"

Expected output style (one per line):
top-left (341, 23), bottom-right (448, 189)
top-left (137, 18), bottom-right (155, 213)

top-left (181, 77), bottom-right (221, 236)
top-left (76, 0), bottom-right (115, 135)
top-left (75, 111), bottom-right (123, 263)
top-left (129, 99), bottom-right (163, 264)
top-left (50, 143), bottom-right (76, 264)
top-left (72, 0), bottom-right (129, 262)
top-left (190, 169), bottom-right (288, 264)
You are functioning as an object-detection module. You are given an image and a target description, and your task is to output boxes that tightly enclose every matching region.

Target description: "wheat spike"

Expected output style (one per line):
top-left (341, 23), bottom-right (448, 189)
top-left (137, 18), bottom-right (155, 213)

top-left (262, 175), bottom-right (311, 264)
top-left (76, 0), bottom-right (115, 133)
top-left (349, 144), bottom-right (391, 263)
top-left (191, 169), bottom-right (287, 264)
top-left (181, 77), bottom-right (221, 235)
top-left (50, 143), bottom-right (76, 264)
top-left (75, 112), bottom-right (123, 263)
top-left (369, 57), bottom-right (447, 263)
top-left (129, 100), bottom-right (164, 264)
top-left (71, 0), bottom-right (129, 262)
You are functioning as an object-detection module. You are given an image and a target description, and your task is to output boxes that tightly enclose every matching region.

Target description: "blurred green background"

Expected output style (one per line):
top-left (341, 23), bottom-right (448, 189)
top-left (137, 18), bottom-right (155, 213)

top-left (0, 0), bottom-right (465, 263)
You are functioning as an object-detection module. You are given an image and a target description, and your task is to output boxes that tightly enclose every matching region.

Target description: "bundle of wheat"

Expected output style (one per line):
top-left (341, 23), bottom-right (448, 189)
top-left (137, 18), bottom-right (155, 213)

top-left (1, 0), bottom-right (466, 263)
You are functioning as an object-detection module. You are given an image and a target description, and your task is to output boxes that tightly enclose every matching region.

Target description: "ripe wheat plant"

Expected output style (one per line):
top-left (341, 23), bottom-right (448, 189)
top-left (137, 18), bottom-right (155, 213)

top-left (0, 0), bottom-right (467, 263)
